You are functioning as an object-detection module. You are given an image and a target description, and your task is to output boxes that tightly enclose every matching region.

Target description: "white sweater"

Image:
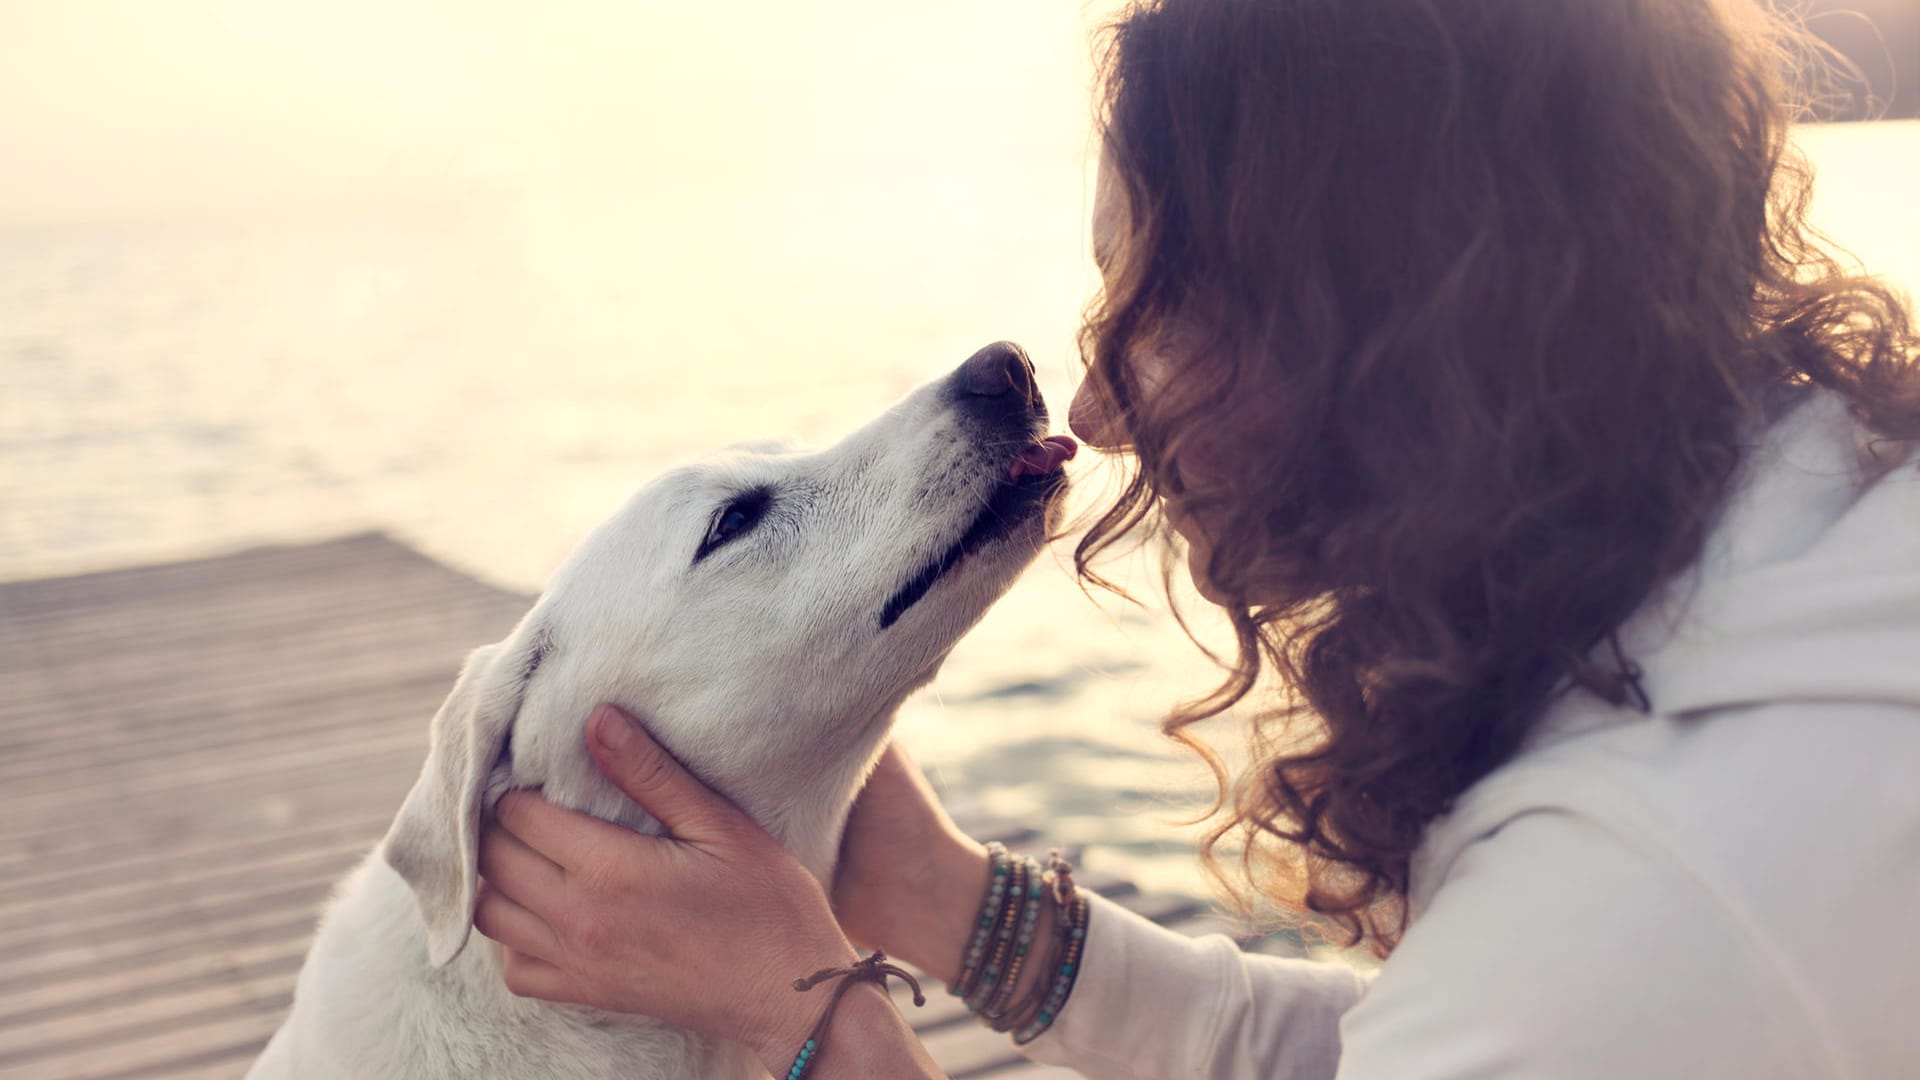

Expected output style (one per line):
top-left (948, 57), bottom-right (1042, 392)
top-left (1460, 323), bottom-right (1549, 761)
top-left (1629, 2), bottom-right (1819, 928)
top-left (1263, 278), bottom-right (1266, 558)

top-left (1023, 389), bottom-right (1920, 1079)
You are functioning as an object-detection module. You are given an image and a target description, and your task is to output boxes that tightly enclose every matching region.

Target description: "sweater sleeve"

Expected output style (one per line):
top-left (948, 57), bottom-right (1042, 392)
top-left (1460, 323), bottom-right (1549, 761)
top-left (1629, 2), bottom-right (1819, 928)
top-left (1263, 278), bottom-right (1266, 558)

top-left (1019, 810), bottom-right (1829, 1080)
top-left (1017, 891), bottom-right (1372, 1080)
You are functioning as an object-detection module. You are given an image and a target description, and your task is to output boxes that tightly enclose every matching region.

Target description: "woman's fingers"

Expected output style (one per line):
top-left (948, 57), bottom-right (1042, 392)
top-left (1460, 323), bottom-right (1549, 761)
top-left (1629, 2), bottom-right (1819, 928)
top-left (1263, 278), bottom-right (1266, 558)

top-left (497, 946), bottom-right (581, 1005)
top-left (492, 789), bottom-right (642, 875)
top-left (462, 706), bottom-right (864, 1064)
top-left (473, 879), bottom-right (562, 962)
top-left (477, 818), bottom-right (567, 906)
top-left (586, 705), bottom-right (753, 847)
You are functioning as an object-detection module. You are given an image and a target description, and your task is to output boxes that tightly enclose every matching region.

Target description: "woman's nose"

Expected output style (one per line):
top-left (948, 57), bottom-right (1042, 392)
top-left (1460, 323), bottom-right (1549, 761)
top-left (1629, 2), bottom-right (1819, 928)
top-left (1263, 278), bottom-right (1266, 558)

top-left (1068, 376), bottom-right (1125, 449)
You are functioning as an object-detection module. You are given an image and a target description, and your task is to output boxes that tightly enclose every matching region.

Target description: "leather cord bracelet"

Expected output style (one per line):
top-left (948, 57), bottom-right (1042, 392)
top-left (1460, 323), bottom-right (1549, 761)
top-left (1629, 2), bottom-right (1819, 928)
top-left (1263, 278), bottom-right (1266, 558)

top-left (784, 950), bottom-right (925, 1080)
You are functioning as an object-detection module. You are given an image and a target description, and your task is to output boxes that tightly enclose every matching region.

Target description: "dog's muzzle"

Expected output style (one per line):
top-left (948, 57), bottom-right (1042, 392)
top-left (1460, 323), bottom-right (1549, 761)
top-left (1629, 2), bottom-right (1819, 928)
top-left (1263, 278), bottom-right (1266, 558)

top-left (878, 342), bottom-right (1074, 629)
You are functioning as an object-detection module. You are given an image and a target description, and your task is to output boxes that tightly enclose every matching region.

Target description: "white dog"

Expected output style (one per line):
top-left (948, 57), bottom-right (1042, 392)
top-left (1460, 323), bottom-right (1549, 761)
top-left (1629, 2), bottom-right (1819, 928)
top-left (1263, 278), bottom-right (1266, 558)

top-left (248, 343), bottom-right (1077, 1079)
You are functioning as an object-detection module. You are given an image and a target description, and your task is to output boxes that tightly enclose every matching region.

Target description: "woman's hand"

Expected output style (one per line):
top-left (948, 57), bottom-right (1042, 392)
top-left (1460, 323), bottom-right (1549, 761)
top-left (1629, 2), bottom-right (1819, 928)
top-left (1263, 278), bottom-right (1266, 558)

top-left (831, 742), bottom-right (992, 985)
top-left (473, 705), bottom-right (859, 1068)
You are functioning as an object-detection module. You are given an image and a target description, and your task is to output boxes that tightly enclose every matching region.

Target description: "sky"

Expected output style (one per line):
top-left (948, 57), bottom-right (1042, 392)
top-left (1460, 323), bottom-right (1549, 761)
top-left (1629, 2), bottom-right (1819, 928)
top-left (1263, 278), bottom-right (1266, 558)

top-left (0, 0), bottom-right (1911, 276)
top-left (0, 0), bottom-right (1119, 224)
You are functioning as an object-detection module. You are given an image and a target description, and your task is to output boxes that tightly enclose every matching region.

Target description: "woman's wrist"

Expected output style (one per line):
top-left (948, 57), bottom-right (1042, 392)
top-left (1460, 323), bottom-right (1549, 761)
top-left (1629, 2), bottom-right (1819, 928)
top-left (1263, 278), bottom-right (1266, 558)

top-left (869, 836), bottom-right (1062, 1006)
top-left (805, 980), bottom-right (944, 1078)
top-left (747, 972), bottom-right (943, 1079)
top-left (942, 846), bottom-right (1084, 1041)
top-left (875, 832), bottom-right (989, 984)
top-left (736, 938), bottom-right (859, 1067)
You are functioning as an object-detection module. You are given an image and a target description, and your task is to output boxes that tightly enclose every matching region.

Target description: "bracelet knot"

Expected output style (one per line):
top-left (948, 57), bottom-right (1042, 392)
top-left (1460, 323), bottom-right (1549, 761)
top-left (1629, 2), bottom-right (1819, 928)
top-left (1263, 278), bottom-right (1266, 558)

top-left (792, 948), bottom-right (926, 1005)
top-left (782, 949), bottom-right (927, 1079)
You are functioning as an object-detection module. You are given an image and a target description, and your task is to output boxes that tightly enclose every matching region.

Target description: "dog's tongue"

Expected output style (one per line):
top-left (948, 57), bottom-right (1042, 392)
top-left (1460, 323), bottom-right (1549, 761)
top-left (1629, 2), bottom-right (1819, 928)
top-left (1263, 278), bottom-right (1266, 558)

top-left (1008, 435), bottom-right (1079, 481)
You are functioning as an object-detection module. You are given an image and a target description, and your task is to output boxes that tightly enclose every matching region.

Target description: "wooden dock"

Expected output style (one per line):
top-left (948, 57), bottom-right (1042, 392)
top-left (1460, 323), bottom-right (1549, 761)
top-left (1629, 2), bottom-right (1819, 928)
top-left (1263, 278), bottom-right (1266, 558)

top-left (0, 534), bottom-right (1284, 1079)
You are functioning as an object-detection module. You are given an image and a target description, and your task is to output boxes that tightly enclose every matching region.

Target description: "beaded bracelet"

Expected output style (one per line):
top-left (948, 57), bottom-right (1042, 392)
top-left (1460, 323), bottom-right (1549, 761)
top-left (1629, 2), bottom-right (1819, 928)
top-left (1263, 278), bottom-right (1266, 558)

top-left (982, 858), bottom-right (1046, 1020)
top-left (964, 855), bottom-right (1035, 1013)
top-left (945, 845), bottom-right (1090, 1046)
top-left (949, 842), bottom-right (1011, 1001)
top-left (956, 853), bottom-right (1029, 1006)
top-left (995, 850), bottom-right (1084, 1040)
top-left (1011, 890), bottom-right (1089, 1045)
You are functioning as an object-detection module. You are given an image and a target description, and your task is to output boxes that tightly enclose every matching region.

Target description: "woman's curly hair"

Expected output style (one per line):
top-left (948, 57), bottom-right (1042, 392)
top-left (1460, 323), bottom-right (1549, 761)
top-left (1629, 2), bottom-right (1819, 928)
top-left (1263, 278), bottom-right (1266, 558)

top-left (1075, 0), bottom-right (1920, 955)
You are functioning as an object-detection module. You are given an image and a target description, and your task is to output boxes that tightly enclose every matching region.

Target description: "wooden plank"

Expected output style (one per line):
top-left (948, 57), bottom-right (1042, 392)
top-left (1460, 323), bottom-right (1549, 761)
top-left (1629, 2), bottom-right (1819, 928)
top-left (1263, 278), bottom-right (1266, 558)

top-left (0, 975), bottom-right (292, 1067)
top-left (0, 937), bottom-right (310, 1034)
top-left (4, 1004), bottom-right (287, 1080)
top-left (0, 535), bottom-right (457, 613)
top-left (3, 900), bottom-right (322, 997)
top-left (0, 598), bottom-right (513, 717)
top-left (0, 539), bottom-right (483, 1079)
top-left (0, 811), bottom-right (390, 900)
top-left (0, 838), bottom-right (370, 947)
top-left (0, 879), bottom-right (335, 979)
top-left (0, 567), bottom-right (517, 646)
top-left (0, 723), bottom-right (425, 817)
top-left (0, 771), bottom-right (408, 870)
top-left (0, 696), bottom-right (422, 783)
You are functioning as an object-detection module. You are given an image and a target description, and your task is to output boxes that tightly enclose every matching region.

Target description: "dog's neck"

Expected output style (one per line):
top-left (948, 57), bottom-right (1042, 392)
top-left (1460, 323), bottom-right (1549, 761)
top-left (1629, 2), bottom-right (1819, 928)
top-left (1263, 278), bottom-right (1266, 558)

top-left (736, 755), bottom-right (874, 886)
top-left (599, 708), bottom-right (899, 891)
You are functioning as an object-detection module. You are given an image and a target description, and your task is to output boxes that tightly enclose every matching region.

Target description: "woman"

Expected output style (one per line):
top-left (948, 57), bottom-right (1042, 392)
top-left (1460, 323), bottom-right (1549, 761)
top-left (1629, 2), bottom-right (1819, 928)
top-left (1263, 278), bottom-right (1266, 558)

top-left (472, 0), bottom-right (1920, 1076)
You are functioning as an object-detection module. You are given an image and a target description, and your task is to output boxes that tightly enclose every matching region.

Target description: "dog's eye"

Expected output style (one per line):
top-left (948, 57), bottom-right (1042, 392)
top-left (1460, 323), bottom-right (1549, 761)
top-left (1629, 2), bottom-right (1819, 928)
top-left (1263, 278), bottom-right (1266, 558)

top-left (695, 490), bottom-right (770, 562)
top-left (716, 506), bottom-right (752, 538)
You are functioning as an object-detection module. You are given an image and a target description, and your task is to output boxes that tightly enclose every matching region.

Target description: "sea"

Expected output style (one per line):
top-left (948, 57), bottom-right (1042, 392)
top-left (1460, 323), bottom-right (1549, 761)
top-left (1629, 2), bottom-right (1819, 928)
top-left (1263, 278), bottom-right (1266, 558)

top-left (3, 116), bottom-right (1914, 911)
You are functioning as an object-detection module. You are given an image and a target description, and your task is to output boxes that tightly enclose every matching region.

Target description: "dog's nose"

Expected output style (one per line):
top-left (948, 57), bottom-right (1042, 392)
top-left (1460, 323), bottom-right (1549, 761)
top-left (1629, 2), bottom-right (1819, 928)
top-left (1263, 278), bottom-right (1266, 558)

top-left (960, 341), bottom-right (1037, 402)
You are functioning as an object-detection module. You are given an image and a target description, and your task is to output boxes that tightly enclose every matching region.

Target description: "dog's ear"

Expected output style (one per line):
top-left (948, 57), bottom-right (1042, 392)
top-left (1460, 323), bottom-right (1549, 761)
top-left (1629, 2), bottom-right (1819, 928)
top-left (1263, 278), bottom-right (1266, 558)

top-left (381, 642), bottom-right (520, 968)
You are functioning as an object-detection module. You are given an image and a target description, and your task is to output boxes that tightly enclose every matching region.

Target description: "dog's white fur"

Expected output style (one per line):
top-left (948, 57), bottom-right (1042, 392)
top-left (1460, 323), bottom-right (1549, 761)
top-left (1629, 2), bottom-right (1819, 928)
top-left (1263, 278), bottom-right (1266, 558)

top-left (249, 356), bottom-right (1066, 1079)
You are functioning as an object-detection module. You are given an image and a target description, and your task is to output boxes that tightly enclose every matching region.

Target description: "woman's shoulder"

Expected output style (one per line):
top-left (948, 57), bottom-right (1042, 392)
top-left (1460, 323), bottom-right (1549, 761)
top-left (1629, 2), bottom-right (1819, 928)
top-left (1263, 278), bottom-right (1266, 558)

top-left (1394, 699), bottom-right (1920, 1078)
top-left (1417, 698), bottom-right (1920, 896)
top-left (1408, 377), bottom-right (1920, 948)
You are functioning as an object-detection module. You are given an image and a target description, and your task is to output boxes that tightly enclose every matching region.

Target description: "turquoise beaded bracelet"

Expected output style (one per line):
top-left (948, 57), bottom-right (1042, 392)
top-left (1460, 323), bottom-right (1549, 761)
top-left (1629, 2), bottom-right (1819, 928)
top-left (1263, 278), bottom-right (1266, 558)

top-left (983, 858), bottom-right (1047, 1020)
top-left (965, 856), bottom-right (1039, 1013)
top-left (784, 1038), bottom-right (816, 1079)
top-left (950, 842), bottom-right (1011, 999)
top-left (1012, 891), bottom-right (1089, 1045)
top-left (947, 846), bottom-right (1090, 1045)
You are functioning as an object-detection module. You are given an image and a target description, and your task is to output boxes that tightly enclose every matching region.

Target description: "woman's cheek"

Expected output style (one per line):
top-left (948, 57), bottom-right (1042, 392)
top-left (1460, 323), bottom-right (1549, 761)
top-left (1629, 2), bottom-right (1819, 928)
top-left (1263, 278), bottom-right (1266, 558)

top-left (1187, 543), bottom-right (1228, 605)
top-left (1166, 501), bottom-right (1228, 605)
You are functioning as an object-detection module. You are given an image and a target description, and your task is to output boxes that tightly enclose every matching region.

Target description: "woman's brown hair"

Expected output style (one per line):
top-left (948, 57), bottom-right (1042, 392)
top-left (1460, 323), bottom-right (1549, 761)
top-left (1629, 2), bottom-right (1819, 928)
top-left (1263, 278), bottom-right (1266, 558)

top-left (1075, 0), bottom-right (1920, 954)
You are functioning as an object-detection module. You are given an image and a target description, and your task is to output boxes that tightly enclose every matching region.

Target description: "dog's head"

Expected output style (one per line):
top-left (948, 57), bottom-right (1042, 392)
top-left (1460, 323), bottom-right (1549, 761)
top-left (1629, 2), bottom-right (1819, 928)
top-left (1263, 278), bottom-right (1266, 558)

top-left (383, 342), bottom-right (1075, 966)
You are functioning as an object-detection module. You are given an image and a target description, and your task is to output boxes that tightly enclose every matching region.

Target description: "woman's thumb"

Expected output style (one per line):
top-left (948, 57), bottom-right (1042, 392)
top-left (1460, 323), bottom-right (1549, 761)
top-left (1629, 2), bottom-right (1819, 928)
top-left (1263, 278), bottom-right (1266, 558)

top-left (587, 705), bottom-right (740, 842)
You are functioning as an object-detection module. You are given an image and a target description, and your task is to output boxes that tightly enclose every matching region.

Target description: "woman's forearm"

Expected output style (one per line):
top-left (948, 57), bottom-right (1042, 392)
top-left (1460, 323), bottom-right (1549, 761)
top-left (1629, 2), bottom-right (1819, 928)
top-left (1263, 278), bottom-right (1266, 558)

top-left (875, 833), bottom-right (990, 983)
top-left (826, 745), bottom-right (1071, 1067)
